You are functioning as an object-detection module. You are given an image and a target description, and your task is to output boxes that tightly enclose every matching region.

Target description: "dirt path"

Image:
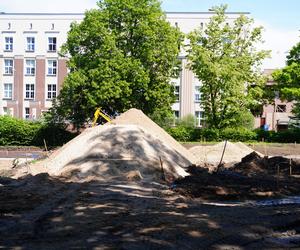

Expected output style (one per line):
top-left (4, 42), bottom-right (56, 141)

top-left (1, 174), bottom-right (300, 249)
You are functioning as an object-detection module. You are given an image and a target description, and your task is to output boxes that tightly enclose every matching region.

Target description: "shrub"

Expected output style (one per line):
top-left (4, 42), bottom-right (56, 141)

top-left (166, 126), bottom-right (194, 142)
top-left (176, 114), bottom-right (196, 128)
top-left (220, 127), bottom-right (257, 142)
top-left (0, 115), bottom-right (76, 146)
top-left (271, 129), bottom-right (300, 143)
top-left (199, 128), bottom-right (220, 141)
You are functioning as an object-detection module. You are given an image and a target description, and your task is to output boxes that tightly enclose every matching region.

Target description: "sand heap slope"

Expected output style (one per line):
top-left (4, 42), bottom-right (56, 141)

top-left (190, 141), bottom-right (263, 165)
top-left (110, 108), bottom-right (197, 164)
top-left (44, 109), bottom-right (194, 181)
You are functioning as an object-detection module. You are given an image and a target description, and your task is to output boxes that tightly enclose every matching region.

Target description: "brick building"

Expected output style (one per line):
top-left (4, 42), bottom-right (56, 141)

top-left (0, 11), bottom-right (247, 124)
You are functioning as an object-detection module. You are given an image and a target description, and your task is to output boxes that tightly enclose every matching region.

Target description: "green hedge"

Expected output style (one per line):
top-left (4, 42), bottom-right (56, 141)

top-left (0, 116), bottom-right (76, 146)
top-left (255, 128), bottom-right (300, 143)
top-left (167, 125), bottom-right (300, 143)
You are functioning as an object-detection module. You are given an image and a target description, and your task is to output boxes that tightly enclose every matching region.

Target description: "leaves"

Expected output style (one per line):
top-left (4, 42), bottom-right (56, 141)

top-left (53, 0), bottom-right (183, 128)
top-left (187, 5), bottom-right (269, 129)
top-left (273, 49), bottom-right (300, 117)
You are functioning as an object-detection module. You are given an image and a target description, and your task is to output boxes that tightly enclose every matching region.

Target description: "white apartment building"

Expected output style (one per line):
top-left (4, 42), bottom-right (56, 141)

top-left (0, 11), bottom-right (247, 124)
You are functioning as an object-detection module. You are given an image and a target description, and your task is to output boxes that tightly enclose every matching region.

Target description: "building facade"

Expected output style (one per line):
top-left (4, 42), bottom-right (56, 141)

top-left (254, 69), bottom-right (294, 131)
top-left (0, 11), bottom-right (247, 124)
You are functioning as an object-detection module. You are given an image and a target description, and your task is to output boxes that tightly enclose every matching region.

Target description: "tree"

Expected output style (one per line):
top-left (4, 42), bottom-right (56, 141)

top-left (187, 5), bottom-right (269, 129)
top-left (273, 42), bottom-right (300, 116)
top-left (52, 0), bottom-right (182, 128)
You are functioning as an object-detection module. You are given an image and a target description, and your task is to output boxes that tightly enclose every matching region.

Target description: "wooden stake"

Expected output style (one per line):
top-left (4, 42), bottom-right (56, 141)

top-left (159, 156), bottom-right (165, 181)
top-left (218, 140), bottom-right (227, 168)
top-left (43, 139), bottom-right (49, 156)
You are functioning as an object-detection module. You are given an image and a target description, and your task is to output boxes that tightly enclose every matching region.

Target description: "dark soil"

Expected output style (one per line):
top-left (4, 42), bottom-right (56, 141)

top-left (1, 174), bottom-right (300, 249)
top-left (174, 153), bottom-right (300, 201)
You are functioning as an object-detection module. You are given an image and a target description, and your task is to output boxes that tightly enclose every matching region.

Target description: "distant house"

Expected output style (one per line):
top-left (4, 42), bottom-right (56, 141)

top-left (254, 69), bottom-right (294, 131)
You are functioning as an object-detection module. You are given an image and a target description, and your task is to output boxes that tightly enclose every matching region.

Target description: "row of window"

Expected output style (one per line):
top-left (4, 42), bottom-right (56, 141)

top-left (3, 36), bottom-right (57, 52)
top-left (4, 59), bottom-right (57, 76)
top-left (174, 85), bottom-right (201, 102)
top-left (3, 83), bottom-right (57, 100)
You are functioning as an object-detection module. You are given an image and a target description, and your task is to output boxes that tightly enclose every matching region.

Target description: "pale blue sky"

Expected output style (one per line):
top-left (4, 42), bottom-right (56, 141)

top-left (161, 0), bottom-right (300, 31)
top-left (1, 0), bottom-right (300, 68)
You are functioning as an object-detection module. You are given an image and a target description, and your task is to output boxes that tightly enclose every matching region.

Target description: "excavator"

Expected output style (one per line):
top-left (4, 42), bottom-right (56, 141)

top-left (92, 108), bottom-right (111, 127)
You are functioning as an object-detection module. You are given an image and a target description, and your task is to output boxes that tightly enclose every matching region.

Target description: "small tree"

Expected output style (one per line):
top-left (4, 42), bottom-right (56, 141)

top-left (273, 41), bottom-right (300, 117)
top-left (52, 0), bottom-right (183, 128)
top-left (187, 5), bottom-right (269, 129)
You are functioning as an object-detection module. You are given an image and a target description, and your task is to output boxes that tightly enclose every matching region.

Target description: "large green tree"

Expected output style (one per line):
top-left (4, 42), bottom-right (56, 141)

top-left (187, 5), bottom-right (269, 129)
top-left (273, 42), bottom-right (300, 116)
top-left (52, 0), bottom-right (182, 128)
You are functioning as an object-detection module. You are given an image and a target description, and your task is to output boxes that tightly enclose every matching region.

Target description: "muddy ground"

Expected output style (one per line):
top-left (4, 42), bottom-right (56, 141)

top-left (1, 173), bottom-right (300, 249)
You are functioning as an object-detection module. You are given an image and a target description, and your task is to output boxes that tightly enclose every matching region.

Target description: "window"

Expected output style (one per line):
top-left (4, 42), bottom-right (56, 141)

top-left (25, 84), bottom-right (35, 99)
top-left (25, 107), bottom-right (30, 119)
top-left (195, 86), bottom-right (201, 102)
top-left (174, 110), bottom-right (179, 119)
top-left (48, 37), bottom-right (57, 52)
top-left (47, 60), bottom-right (57, 75)
top-left (195, 111), bottom-right (205, 127)
top-left (26, 37), bottom-right (35, 51)
top-left (25, 60), bottom-right (35, 75)
top-left (4, 37), bottom-right (13, 51)
top-left (276, 105), bottom-right (286, 113)
top-left (4, 59), bottom-right (13, 75)
top-left (174, 86), bottom-right (180, 102)
top-left (3, 107), bottom-right (8, 115)
top-left (47, 84), bottom-right (57, 99)
top-left (3, 83), bottom-right (12, 99)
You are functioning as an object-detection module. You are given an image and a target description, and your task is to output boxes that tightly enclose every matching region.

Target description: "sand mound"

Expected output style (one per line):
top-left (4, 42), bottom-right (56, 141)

top-left (190, 141), bottom-right (263, 165)
top-left (110, 108), bottom-right (197, 164)
top-left (43, 123), bottom-right (189, 182)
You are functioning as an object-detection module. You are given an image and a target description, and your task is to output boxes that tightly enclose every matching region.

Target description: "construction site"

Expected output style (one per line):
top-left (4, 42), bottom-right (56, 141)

top-left (1, 109), bottom-right (300, 249)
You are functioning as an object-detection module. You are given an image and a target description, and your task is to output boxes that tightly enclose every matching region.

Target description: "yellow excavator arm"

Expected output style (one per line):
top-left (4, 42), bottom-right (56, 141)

top-left (92, 108), bottom-right (111, 127)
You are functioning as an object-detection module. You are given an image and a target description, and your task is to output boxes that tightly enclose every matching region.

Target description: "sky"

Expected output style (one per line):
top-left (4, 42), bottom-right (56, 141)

top-left (1, 0), bottom-right (300, 69)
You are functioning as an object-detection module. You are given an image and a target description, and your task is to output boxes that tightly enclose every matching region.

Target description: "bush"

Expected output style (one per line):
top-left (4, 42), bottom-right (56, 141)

top-left (176, 114), bottom-right (196, 128)
top-left (166, 126), bottom-right (194, 142)
top-left (220, 127), bottom-right (257, 142)
top-left (0, 115), bottom-right (76, 146)
top-left (199, 128), bottom-right (220, 141)
top-left (271, 129), bottom-right (300, 143)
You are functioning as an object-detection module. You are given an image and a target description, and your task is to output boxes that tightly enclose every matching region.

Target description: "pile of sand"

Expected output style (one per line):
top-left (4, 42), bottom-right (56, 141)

top-left (42, 109), bottom-right (195, 182)
top-left (190, 141), bottom-right (263, 165)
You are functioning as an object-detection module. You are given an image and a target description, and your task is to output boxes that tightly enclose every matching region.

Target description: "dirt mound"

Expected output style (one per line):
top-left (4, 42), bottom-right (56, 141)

top-left (110, 108), bottom-right (197, 164)
top-left (43, 124), bottom-right (189, 182)
top-left (233, 153), bottom-right (300, 177)
top-left (189, 141), bottom-right (262, 165)
top-left (174, 163), bottom-right (300, 201)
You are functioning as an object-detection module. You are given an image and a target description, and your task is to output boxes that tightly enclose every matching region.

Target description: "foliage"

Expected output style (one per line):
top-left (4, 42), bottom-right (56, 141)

top-left (52, 0), bottom-right (183, 128)
top-left (166, 126), bottom-right (194, 142)
top-left (220, 127), bottom-right (256, 141)
top-left (0, 115), bottom-right (76, 146)
top-left (176, 114), bottom-right (197, 128)
top-left (272, 41), bottom-right (300, 117)
top-left (148, 109), bottom-right (175, 129)
top-left (187, 5), bottom-right (269, 129)
top-left (230, 110), bottom-right (255, 130)
top-left (255, 128), bottom-right (300, 143)
top-left (0, 116), bottom-right (39, 146)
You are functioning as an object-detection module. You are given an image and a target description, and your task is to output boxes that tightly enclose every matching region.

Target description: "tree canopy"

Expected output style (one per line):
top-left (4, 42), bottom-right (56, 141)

top-left (52, 0), bottom-right (182, 128)
top-left (273, 41), bottom-right (300, 116)
top-left (187, 5), bottom-right (269, 129)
